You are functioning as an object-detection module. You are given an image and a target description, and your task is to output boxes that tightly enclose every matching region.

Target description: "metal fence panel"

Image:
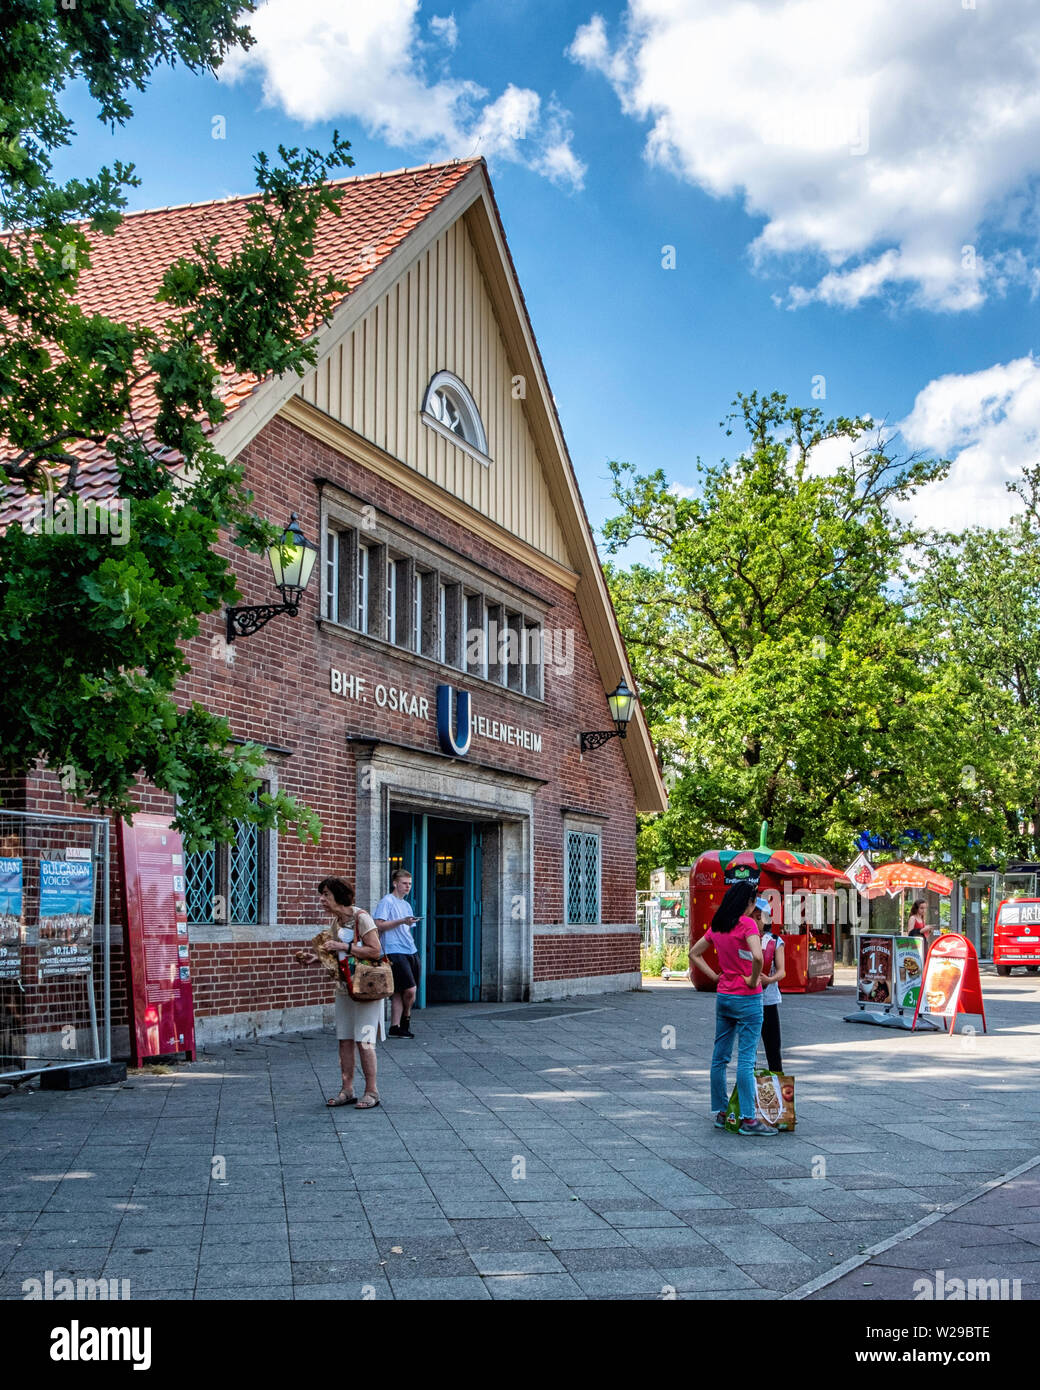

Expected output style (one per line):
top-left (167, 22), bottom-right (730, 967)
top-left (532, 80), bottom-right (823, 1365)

top-left (0, 810), bottom-right (111, 1081)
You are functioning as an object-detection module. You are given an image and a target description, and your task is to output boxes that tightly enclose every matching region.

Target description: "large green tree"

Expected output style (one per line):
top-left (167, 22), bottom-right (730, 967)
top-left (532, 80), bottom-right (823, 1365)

top-left (910, 466), bottom-right (1040, 865)
top-left (602, 391), bottom-right (1001, 879)
top-left (0, 1), bottom-right (354, 848)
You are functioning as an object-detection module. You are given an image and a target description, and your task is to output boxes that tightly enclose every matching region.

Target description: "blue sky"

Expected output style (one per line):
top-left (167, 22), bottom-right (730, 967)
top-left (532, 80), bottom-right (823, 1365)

top-left (54, 0), bottom-right (1040, 538)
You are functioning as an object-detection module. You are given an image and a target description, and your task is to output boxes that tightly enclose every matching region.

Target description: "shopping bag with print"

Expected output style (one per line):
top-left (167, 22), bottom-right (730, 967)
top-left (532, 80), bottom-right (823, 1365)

top-left (755, 1070), bottom-right (796, 1131)
top-left (723, 1071), bottom-right (795, 1132)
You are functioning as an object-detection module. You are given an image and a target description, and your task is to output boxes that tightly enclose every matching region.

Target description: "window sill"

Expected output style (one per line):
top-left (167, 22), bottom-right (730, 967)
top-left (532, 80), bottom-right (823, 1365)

top-left (421, 412), bottom-right (493, 467)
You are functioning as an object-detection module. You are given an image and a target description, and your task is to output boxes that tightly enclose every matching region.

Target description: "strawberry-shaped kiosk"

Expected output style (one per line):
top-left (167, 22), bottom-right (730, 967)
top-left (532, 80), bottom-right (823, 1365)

top-left (689, 824), bottom-right (851, 993)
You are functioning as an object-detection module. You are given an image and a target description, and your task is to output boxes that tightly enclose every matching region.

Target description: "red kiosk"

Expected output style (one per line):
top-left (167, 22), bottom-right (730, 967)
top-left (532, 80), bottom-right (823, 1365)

top-left (689, 824), bottom-right (851, 993)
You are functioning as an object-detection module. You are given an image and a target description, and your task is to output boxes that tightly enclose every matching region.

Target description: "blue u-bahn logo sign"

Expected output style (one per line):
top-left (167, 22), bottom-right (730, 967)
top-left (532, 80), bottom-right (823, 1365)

top-left (437, 685), bottom-right (471, 756)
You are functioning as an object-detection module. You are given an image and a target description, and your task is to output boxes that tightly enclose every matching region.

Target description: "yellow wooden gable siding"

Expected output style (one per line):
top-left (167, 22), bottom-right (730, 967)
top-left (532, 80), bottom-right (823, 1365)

top-left (298, 214), bottom-right (572, 566)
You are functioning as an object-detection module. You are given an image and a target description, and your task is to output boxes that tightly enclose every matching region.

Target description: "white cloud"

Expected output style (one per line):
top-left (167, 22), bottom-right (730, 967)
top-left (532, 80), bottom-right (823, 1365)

top-left (224, 0), bottom-right (584, 188)
top-left (569, 1), bottom-right (1040, 310)
top-left (428, 13), bottom-right (458, 50)
top-left (896, 357), bottom-right (1040, 530)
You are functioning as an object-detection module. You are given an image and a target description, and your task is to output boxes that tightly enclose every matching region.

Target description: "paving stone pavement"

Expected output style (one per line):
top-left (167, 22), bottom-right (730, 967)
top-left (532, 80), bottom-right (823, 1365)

top-left (2, 969), bottom-right (1039, 1301)
top-left (803, 1171), bottom-right (1040, 1301)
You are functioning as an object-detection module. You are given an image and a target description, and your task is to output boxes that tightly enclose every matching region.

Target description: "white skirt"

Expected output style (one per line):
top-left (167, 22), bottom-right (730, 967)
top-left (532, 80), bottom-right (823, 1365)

top-left (334, 987), bottom-right (386, 1043)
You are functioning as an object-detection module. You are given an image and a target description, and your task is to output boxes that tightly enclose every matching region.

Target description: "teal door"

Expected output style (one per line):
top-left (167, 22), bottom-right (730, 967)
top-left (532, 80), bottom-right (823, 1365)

top-left (426, 817), bottom-right (481, 1003)
top-left (388, 812), bottom-right (481, 1004)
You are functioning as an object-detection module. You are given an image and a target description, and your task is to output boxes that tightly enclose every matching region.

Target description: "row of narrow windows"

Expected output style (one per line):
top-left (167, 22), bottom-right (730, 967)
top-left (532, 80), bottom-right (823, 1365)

top-left (323, 523), bottom-right (544, 699)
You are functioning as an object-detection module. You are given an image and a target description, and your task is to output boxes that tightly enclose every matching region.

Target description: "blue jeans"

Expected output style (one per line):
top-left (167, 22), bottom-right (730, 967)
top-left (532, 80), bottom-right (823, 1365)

top-left (710, 992), bottom-right (764, 1119)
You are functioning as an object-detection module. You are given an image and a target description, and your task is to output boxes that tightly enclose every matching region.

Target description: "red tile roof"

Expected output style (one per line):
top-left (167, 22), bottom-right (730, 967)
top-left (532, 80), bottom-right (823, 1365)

top-left (1, 159), bottom-right (480, 519)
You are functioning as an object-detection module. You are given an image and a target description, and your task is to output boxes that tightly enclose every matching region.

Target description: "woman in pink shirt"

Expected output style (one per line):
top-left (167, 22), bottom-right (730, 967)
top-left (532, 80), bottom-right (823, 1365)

top-left (689, 881), bottom-right (777, 1136)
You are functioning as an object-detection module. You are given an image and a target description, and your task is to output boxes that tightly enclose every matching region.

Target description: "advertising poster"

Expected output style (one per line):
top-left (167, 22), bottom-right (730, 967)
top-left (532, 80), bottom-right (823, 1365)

top-left (894, 936), bottom-right (923, 1011)
top-left (919, 936), bottom-right (967, 1018)
top-left (857, 934), bottom-right (894, 1007)
top-left (118, 815), bottom-right (196, 1063)
top-left (0, 857), bottom-right (24, 983)
top-left (808, 946), bottom-right (834, 979)
top-left (37, 860), bottom-right (95, 980)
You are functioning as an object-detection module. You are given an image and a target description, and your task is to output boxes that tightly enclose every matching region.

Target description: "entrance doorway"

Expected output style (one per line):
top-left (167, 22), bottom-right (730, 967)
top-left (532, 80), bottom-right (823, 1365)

top-left (388, 811), bottom-right (483, 1005)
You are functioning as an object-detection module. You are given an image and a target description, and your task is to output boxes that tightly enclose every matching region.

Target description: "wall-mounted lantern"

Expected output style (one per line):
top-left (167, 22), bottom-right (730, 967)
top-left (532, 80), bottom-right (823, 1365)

top-left (580, 677), bottom-right (636, 754)
top-left (226, 514), bottom-right (318, 642)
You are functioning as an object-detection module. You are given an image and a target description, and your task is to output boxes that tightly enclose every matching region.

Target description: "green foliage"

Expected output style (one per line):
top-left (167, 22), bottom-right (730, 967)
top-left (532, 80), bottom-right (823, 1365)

top-left (604, 390), bottom-right (1017, 874)
top-left (909, 465), bottom-right (1040, 864)
top-left (0, 1), bottom-right (254, 229)
top-left (640, 943), bottom-right (689, 976)
top-left (640, 944), bottom-right (665, 976)
top-left (0, 2), bottom-right (349, 849)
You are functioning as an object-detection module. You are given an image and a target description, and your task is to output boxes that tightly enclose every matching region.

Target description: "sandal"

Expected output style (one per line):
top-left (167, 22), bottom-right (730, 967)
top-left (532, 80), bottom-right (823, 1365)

top-left (326, 1089), bottom-right (357, 1107)
top-left (355, 1093), bottom-right (380, 1110)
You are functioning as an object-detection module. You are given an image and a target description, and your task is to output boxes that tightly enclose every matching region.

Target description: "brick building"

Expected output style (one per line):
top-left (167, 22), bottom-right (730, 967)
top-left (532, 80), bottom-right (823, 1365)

top-left (3, 159), bottom-right (666, 1054)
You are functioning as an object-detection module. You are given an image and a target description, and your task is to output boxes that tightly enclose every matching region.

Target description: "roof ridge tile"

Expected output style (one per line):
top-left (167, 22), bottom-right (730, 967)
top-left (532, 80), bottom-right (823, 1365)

top-left (107, 158), bottom-right (482, 223)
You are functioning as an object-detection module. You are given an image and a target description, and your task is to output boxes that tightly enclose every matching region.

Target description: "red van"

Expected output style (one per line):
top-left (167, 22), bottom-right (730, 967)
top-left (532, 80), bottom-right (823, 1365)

top-left (993, 898), bottom-right (1040, 976)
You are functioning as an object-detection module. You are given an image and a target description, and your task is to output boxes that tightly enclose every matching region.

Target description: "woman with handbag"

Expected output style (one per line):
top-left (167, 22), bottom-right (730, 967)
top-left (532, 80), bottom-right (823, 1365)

top-left (296, 877), bottom-right (387, 1109)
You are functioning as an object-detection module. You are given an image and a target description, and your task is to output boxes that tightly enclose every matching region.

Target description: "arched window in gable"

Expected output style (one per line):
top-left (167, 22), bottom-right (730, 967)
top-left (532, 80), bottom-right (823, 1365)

top-left (421, 371), bottom-right (490, 462)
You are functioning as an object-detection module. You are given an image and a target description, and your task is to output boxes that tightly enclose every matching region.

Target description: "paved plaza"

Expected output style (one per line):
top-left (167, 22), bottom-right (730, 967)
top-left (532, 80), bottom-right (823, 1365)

top-left (2, 969), bottom-right (1039, 1300)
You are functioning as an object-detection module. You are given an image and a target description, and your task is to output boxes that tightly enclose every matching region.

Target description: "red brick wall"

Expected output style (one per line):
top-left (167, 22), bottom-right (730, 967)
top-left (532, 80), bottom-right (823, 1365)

top-left (189, 941), bottom-right (337, 1018)
top-left (8, 410), bottom-right (641, 1037)
top-left (533, 934), bottom-right (640, 982)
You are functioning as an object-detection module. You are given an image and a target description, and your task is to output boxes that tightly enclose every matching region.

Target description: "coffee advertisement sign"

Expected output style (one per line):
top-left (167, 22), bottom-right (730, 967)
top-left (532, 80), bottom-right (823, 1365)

top-left (857, 935), bottom-right (893, 1007)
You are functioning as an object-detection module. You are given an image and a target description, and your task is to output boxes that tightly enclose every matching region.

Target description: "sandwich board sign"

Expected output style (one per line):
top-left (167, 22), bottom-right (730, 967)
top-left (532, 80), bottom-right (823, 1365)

top-left (912, 933), bottom-right (986, 1037)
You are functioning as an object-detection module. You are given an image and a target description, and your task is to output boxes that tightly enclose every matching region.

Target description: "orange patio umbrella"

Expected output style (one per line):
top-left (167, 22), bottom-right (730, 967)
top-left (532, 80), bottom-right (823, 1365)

top-left (864, 861), bottom-right (953, 899)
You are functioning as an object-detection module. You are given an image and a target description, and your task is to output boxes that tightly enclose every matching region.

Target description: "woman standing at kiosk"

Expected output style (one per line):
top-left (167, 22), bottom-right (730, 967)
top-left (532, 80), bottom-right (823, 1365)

top-left (907, 899), bottom-right (931, 950)
top-left (689, 881), bottom-right (776, 1137)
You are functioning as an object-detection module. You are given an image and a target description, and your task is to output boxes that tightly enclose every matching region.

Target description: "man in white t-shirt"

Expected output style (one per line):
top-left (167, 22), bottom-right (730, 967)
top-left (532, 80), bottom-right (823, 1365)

top-left (373, 868), bottom-right (421, 1038)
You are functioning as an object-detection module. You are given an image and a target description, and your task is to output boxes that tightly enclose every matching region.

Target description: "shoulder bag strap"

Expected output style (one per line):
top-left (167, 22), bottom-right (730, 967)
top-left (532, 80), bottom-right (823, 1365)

top-left (352, 909), bottom-right (384, 962)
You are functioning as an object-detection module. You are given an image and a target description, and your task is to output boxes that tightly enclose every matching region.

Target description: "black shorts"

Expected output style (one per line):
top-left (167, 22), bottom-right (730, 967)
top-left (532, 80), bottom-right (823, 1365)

top-left (387, 952), bottom-right (421, 993)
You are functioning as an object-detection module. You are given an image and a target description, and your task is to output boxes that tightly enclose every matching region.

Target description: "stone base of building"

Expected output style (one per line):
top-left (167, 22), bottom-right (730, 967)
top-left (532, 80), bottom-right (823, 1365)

top-left (178, 976), bottom-right (642, 1046)
top-left (531, 970), bottom-right (641, 1001)
top-left (194, 1003), bottom-right (338, 1049)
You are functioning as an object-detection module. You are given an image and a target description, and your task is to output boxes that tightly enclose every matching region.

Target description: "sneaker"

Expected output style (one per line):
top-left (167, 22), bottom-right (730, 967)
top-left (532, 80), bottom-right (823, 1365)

top-left (713, 1110), bottom-right (728, 1130)
top-left (738, 1117), bottom-right (778, 1137)
top-left (387, 1024), bottom-right (402, 1038)
top-left (398, 1019), bottom-right (415, 1038)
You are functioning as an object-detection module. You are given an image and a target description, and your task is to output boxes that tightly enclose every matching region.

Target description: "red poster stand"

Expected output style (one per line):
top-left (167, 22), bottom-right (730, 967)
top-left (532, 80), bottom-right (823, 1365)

top-left (912, 933), bottom-right (987, 1037)
top-left (118, 815), bottom-right (196, 1064)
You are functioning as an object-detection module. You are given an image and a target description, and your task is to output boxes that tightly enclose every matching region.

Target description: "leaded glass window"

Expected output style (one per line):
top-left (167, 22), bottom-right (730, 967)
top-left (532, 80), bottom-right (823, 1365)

top-left (566, 831), bottom-right (600, 925)
top-left (228, 816), bottom-right (260, 924)
top-left (184, 846), bottom-right (216, 925)
top-left (184, 787), bottom-right (267, 925)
